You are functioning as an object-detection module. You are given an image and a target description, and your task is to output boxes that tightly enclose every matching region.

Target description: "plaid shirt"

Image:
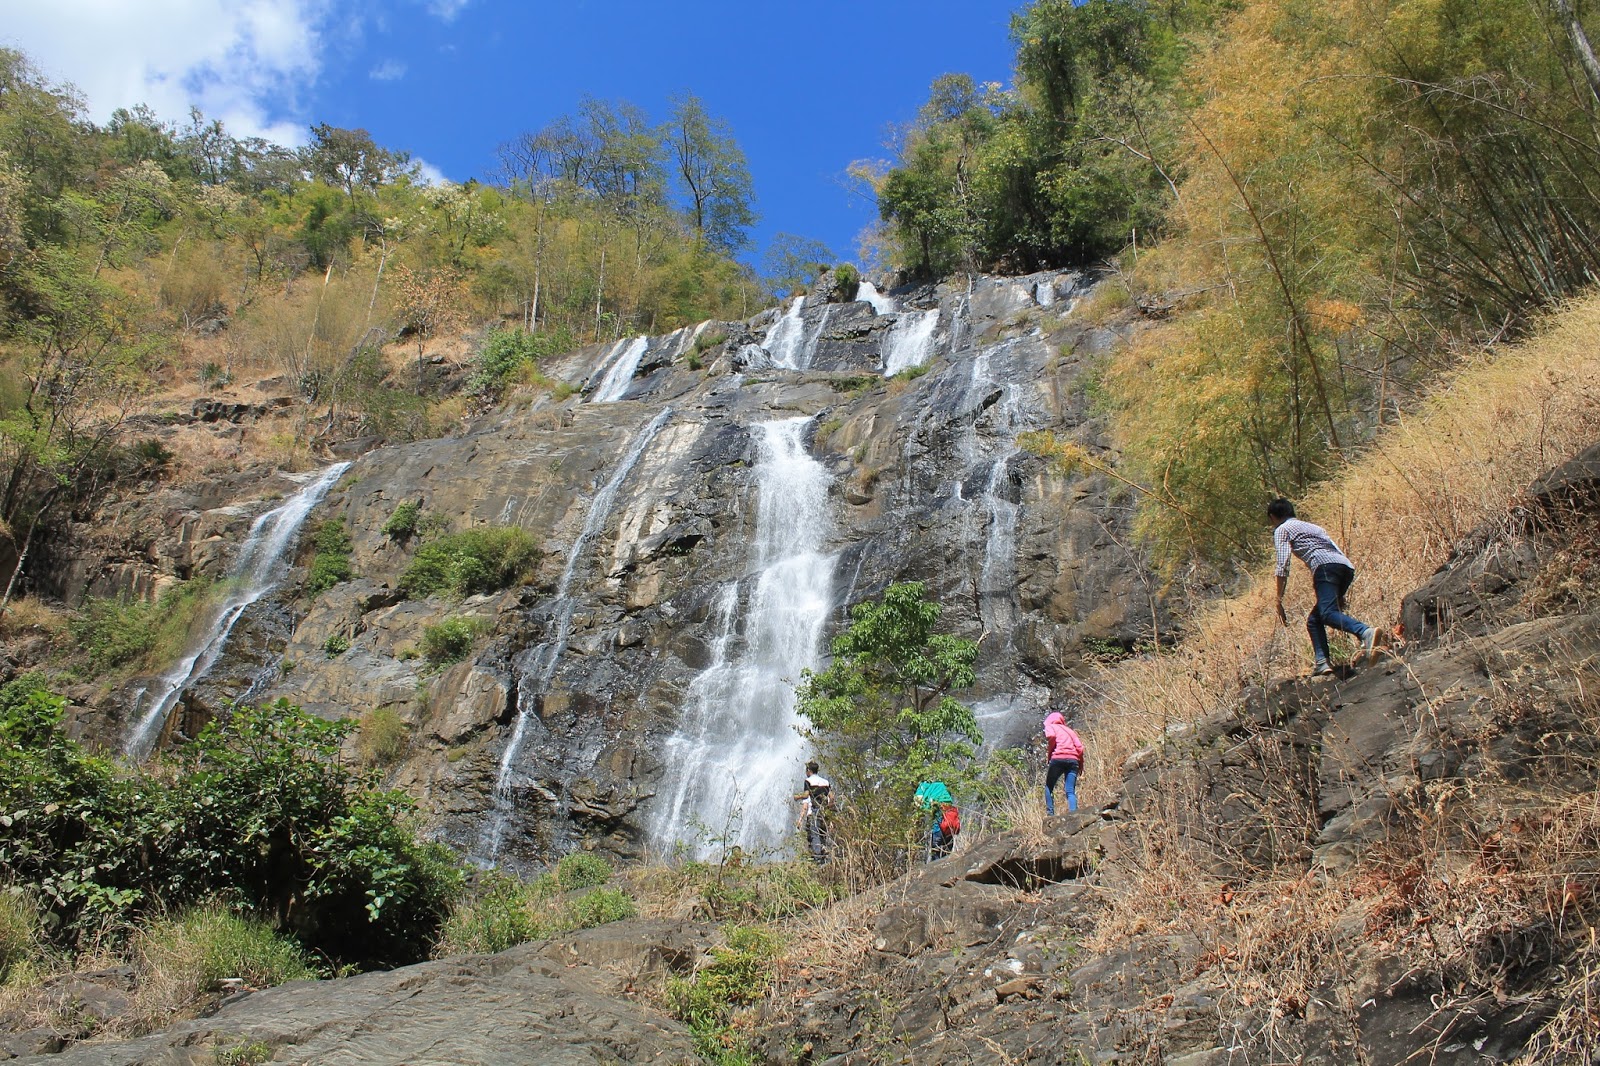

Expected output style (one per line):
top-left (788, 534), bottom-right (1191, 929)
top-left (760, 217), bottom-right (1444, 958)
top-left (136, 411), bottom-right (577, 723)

top-left (1274, 518), bottom-right (1352, 578)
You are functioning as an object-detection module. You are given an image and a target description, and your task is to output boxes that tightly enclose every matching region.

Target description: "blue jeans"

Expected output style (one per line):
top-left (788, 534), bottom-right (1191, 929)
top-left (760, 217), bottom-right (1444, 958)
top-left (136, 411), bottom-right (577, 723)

top-left (1309, 563), bottom-right (1369, 665)
top-left (1044, 759), bottom-right (1079, 815)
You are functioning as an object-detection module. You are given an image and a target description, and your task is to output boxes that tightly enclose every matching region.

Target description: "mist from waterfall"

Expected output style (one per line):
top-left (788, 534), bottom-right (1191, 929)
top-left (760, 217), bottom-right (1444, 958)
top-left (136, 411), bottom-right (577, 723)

top-left (124, 461), bottom-right (352, 760)
top-left (648, 417), bottom-right (835, 856)
top-left (479, 407), bottom-right (673, 859)
top-left (882, 309), bottom-right (940, 376)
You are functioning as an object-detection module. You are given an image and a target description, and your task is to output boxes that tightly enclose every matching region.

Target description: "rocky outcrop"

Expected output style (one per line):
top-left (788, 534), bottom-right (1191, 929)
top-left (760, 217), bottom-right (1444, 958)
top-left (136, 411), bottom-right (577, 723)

top-left (54, 269), bottom-right (1174, 867)
top-left (8, 924), bottom-right (710, 1065)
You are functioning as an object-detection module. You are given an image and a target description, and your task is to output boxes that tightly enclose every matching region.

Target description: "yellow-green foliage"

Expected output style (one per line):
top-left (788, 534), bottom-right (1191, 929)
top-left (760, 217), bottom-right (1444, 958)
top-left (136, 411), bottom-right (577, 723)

top-left (357, 708), bottom-right (409, 766)
top-left (130, 905), bottom-right (318, 1024)
top-left (1099, 0), bottom-right (1600, 569)
top-left (1084, 292), bottom-right (1600, 801)
top-left (0, 889), bottom-right (41, 986)
top-left (433, 857), bottom-right (635, 957)
top-left (69, 580), bottom-right (215, 677)
top-left (666, 925), bottom-right (782, 1064)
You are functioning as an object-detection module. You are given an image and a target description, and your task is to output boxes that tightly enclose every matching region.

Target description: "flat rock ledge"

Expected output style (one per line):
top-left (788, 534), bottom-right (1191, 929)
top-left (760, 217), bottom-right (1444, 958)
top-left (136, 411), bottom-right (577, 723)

top-left (10, 935), bottom-right (698, 1066)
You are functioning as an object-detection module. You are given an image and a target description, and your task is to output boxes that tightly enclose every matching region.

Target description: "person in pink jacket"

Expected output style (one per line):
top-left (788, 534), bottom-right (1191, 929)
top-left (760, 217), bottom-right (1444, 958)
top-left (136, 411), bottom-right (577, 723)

top-left (1042, 711), bottom-right (1085, 815)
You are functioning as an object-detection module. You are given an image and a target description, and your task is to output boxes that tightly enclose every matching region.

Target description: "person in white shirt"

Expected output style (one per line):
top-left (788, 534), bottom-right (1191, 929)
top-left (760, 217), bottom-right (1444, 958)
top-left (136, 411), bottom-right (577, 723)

top-left (792, 760), bottom-right (831, 863)
top-left (1269, 498), bottom-right (1377, 676)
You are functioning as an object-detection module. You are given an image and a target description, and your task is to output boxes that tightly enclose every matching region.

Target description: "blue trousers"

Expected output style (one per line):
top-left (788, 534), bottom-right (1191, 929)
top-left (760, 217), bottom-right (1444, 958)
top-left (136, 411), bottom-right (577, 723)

top-left (1309, 563), bottom-right (1369, 665)
top-left (1045, 759), bottom-right (1079, 815)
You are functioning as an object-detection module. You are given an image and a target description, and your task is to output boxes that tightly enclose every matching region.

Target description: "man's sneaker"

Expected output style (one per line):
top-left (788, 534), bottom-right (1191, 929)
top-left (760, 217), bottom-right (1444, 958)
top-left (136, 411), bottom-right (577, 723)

top-left (1312, 661), bottom-right (1334, 677)
top-left (1360, 627), bottom-right (1378, 664)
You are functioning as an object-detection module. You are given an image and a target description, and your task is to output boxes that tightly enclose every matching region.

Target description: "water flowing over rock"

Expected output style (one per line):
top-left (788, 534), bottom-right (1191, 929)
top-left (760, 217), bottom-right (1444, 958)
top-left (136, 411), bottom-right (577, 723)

top-left (84, 270), bottom-right (1173, 865)
top-left (123, 461), bottom-right (351, 759)
top-left (647, 417), bottom-right (835, 855)
top-left (588, 336), bottom-right (650, 402)
top-left (481, 407), bottom-right (674, 860)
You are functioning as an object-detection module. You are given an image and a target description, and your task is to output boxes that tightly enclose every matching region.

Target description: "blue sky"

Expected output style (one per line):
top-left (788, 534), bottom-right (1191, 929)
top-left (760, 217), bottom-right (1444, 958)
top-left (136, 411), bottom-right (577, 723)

top-left (6, 0), bottom-right (1023, 267)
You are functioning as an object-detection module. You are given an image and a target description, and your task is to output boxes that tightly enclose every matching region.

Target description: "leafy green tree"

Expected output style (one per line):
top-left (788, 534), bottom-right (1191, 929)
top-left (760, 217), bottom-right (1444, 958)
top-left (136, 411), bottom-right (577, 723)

top-left (665, 93), bottom-right (757, 253)
top-left (301, 123), bottom-right (413, 206)
top-left (760, 232), bottom-right (835, 298)
top-left (796, 582), bottom-right (980, 878)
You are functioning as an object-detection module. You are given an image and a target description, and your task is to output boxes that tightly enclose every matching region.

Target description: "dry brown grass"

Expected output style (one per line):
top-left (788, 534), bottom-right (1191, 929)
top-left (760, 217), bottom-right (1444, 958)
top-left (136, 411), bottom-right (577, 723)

top-left (1081, 293), bottom-right (1600, 801)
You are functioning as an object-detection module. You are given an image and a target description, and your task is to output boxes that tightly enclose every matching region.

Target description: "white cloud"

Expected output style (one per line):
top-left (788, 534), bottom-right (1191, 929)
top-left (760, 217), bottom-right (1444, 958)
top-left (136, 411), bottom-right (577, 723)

top-left (423, 0), bottom-right (470, 21)
top-left (2, 0), bottom-right (335, 146)
top-left (369, 59), bottom-right (407, 82)
top-left (412, 157), bottom-right (450, 186)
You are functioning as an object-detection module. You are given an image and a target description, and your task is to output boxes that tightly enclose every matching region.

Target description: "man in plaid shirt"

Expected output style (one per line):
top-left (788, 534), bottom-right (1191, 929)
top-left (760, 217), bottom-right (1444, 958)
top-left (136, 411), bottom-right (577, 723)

top-left (1269, 498), bottom-right (1378, 676)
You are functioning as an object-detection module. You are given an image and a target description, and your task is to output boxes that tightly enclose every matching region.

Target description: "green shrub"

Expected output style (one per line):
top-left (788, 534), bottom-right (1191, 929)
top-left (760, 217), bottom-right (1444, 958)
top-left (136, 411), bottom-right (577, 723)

top-left (357, 708), bottom-right (409, 765)
top-left (567, 887), bottom-right (635, 928)
top-left (892, 362), bottom-right (931, 381)
top-left (694, 330), bottom-right (728, 355)
top-left (0, 682), bottom-right (464, 968)
top-left (433, 870), bottom-right (636, 957)
top-left (554, 852), bottom-right (611, 891)
top-left (70, 580), bottom-right (214, 676)
top-left (305, 520), bottom-right (354, 597)
top-left (382, 500), bottom-right (423, 543)
top-left (685, 353), bottom-right (703, 372)
top-left (667, 925), bottom-right (782, 1063)
top-left (434, 873), bottom-right (547, 956)
top-left (468, 328), bottom-right (573, 396)
top-left (420, 617), bottom-right (489, 666)
top-left (833, 263), bottom-right (860, 301)
top-left (322, 633), bottom-right (350, 657)
top-left (400, 527), bottom-right (538, 598)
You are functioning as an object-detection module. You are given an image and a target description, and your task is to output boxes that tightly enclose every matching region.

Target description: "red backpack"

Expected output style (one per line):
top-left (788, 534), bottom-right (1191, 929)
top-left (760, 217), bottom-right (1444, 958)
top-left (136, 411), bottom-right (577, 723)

top-left (939, 805), bottom-right (961, 838)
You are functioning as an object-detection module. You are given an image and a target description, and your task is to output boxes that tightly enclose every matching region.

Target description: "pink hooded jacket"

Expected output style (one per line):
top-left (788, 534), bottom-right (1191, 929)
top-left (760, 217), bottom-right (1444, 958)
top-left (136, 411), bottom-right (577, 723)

top-left (1043, 712), bottom-right (1085, 763)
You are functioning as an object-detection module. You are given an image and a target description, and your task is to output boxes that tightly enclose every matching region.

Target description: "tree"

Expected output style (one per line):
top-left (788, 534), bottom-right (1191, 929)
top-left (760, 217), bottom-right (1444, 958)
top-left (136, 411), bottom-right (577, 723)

top-left (796, 582), bottom-right (981, 880)
top-left (665, 93), bottom-right (757, 253)
top-left (760, 232), bottom-right (835, 298)
top-left (301, 123), bottom-right (413, 205)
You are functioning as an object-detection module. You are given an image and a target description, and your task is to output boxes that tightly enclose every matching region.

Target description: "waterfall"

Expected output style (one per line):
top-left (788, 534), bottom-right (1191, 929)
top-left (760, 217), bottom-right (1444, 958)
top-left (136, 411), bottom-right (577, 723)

top-left (1034, 277), bottom-right (1056, 307)
top-left (962, 340), bottom-right (1031, 696)
top-left (124, 461), bottom-right (352, 760)
top-left (480, 407), bottom-right (673, 859)
top-left (881, 309), bottom-right (940, 376)
top-left (762, 296), bottom-right (808, 369)
top-left (649, 417), bottom-right (835, 856)
top-left (856, 280), bottom-right (896, 315)
top-left (591, 335), bottom-right (650, 403)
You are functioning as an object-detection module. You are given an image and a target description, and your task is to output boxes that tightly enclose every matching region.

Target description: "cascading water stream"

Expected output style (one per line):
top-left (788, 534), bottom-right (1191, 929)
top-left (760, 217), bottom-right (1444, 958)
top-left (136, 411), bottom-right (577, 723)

top-left (124, 461), bottom-right (352, 760)
top-left (591, 335), bottom-right (651, 402)
top-left (856, 280), bottom-right (896, 315)
top-left (762, 296), bottom-right (808, 369)
top-left (881, 309), bottom-right (940, 376)
top-left (479, 407), bottom-right (673, 859)
top-left (648, 417), bottom-right (835, 855)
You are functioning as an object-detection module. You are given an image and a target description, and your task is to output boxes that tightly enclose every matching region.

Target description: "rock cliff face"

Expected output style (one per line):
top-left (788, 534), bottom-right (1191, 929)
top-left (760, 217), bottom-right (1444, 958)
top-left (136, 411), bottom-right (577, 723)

top-left (57, 270), bottom-right (1172, 867)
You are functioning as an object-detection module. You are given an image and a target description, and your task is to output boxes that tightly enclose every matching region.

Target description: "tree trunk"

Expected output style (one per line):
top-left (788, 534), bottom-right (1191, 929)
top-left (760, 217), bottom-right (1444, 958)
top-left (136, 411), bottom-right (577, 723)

top-left (1552, 0), bottom-right (1600, 104)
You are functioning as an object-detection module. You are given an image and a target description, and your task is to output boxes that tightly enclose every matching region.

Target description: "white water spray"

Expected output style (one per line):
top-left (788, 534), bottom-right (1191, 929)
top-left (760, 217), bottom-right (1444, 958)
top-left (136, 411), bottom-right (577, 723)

top-left (124, 461), bottom-right (352, 760)
top-left (649, 417), bottom-right (835, 855)
top-left (762, 297), bottom-right (808, 369)
top-left (592, 336), bottom-right (650, 402)
top-left (480, 407), bottom-right (673, 859)
top-left (856, 280), bottom-right (896, 315)
top-left (882, 308), bottom-right (940, 376)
